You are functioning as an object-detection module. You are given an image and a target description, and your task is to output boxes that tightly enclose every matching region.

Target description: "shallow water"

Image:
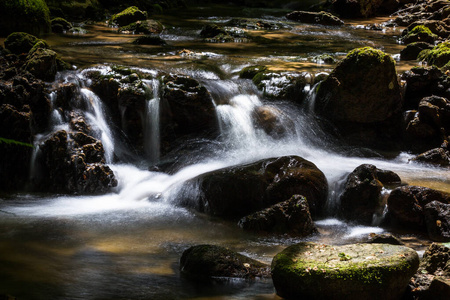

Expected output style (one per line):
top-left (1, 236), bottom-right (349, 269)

top-left (1, 5), bottom-right (449, 300)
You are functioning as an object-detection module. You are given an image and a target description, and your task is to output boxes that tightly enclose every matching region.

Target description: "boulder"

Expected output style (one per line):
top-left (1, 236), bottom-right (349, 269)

top-left (408, 243), bottom-right (450, 299)
top-left (3, 32), bottom-right (47, 55)
top-left (315, 47), bottom-right (401, 124)
top-left (412, 146), bottom-right (450, 167)
top-left (0, 0), bottom-right (51, 36)
top-left (118, 20), bottom-right (163, 34)
top-left (238, 194), bottom-right (318, 236)
top-left (339, 164), bottom-right (401, 224)
top-left (271, 242), bottom-right (419, 300)
top-left (200, 24), bottom-right (227, 38)
top-left (401, 42), bottom-right (434, 61)
top-left (109, 6), bottom-right (147, 27)
top-left (401, 67), bottom-right (444, 110)
top-left (180, 244), bottom-right (270, 281)
top-left (186, 156), bottom-right (328, 219)
top-left (286, 11), bottom-right (344, 26)
top-left (387, 186), bottom-right (450, 229)
top-left (425, 201), bottom-right (450, 242)
top-left (402, 25), bottom-right (438, 45)
top-left (51, 17), bottom-right (72, 33)
top-left (25, 48), bottom-right (58, 81)
top-left (367, 233), bottom-right (405, 245)
top-left (419, 41), bottom-right (450, 68)
top-left (251, 70), bottom-right (309, 102)
top-left (252, 105), bottom-right (294, 138)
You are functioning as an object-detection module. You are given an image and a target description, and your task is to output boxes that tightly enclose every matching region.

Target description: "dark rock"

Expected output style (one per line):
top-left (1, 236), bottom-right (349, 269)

top-left (387, 186), bottom-right (450, 229)
top-left (118, 20), bottom-right (163, 34)
top-left (408, 243), bottom-right (450, 299)
top-left (412, 147), bottom-right (450, 167)
top-left (339, 164), bottom-right (401, 224)
top-left (180, 244), bottom-right (270, 281)
top-left (200, 24), bottom-right (227, 38)
top-left (251, 70), bottom-right (309, 102)
top-left (187, 156), bottom-right (328, 219)
top-left (161, 74), bottom-right (218, 139)
top-left (51, 17), bottom-right (72, 33)
top-left (331, 0), bottom-right (383, 18)
top-left (367, 233), bottom-right (405, 245)
top-left (133, 35), bottom-right (166, 45)
top-left (402, 25), bottom-right (438, 45)
top-left (401, 42), bottom-right (434, 61)
top-left (315, 47), bottom-right (401, 124)
top-left (0, 0), bottom-right (51, 36)
top-left (25, 48), bottom-right (58, 81)
top-left (110, 6), bottom-right (147, 27)
top-left (252, 105), bottom-right (294, 138)
top-left (271, 242), bottom-right (419, 300)
top-left (401, 67), bottom-right (443, 110)
top-left (425, 201), bottom-right (450, 242)
top-left (238, 194), bottom-right (318, 236)
top-left (3, 32), bottom-right (46, 55)
top-left (286, 11), bottom-right (344, 26)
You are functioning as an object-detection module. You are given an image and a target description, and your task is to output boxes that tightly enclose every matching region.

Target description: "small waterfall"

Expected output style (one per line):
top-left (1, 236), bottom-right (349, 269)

top-left (80, 88), bottom-right (115, 163)
top-left (143, 79), bottom-right (161, 164)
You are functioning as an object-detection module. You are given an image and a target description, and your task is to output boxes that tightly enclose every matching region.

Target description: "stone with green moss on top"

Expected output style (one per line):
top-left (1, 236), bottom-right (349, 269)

top-left (110, 6), bottom-right (147, 27)
top-left (403, 25), bottom-right (438, 45)
top-left (0, 0), bottom-right (51, 36)
top-left (419, 41), bottom-right (450, 68)
top-left (4, 32), bottom-right (48, 55)
top-left (271, 242), bottom-right (419, 300)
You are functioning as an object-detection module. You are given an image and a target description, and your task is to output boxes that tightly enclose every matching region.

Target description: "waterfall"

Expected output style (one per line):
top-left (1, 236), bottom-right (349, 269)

top-left (143, 79), bottom-right (161, 164)
top-left (80, 88), bottom-right (115, 163)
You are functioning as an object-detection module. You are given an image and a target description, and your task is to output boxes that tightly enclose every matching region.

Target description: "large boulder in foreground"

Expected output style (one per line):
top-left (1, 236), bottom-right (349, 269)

top-left (271, 242), bottom-right (419, 300)
top-left (0, 0), bottom-right (51, 36)
top-left (185, 156), bottom-right (328, 219)
top-left (180, 244), bottom-right (270, 281)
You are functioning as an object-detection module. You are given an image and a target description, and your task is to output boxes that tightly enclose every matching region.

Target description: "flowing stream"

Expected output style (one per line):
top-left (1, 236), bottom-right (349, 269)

top-left (1, 5), bottom-right (449, 300)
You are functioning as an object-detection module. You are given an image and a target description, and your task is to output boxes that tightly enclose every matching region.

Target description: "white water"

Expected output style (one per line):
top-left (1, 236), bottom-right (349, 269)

top-left (144, 79), bottom-right (161, 163)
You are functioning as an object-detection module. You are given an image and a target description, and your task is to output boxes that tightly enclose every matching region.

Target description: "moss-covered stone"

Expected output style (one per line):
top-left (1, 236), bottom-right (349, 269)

top-left (419, 42), bottom-right (450, 68)
top-left (271, 242), bottom-right (419, 300)
top-left (403, 25), bottom-right (438, 45)
top-left (51, 17), bottom-right (72, 33)
top-left (180, 244), bottom-right (270, 281)
top-left (286, 11), bottom-right (344, 26)
top-left (0, 0), bottom-right (51, 36)
top-left (118, 20), bottom-right (163, 34)
top-left (3, 32), bottom-right (48, 55)
top-left (110, 6), bottom-right (147, 27)
top-left (239, 65), bottom-right (268, 79)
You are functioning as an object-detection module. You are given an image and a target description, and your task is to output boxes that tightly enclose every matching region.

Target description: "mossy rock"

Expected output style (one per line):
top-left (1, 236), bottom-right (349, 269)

top-left (180, 244), bottom-right (270, 281)
top-left (3, 32), bottom-right (48, 55)
top-left (0, 0), bottom-right (51, 36)
top-left (51, 17), bottom-right (72, 33)
top-left (419, 42), bottom-right (450, 68)
top-left (403, 25), bottom-right (438, 45)
top-left (286, 11), bottom-right (344, 26)
top-left (271, 242), bottom-right (419, 300)
top-left (110, 6), bottom-right (147, 27)
top-left (118, 20), bottom-right (163, 34)
top-left (25, 47), bottom-right (58, 81)
top-left (239, 65), bottom-right (268, 79)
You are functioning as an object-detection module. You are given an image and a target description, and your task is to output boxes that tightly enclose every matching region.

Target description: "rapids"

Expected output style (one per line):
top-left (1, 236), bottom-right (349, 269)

top-left (1, 4), bottom-right (449, 300)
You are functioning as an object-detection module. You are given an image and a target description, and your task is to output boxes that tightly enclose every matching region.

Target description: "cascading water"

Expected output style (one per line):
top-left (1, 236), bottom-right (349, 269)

top-left (143, 79), bottom-right (161, 164)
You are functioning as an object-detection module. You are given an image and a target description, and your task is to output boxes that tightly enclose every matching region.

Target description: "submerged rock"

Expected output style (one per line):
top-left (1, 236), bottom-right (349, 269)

top-left (186, 156), bottom-right (328, 219)
top-left (286, 11), bottom-right (344, 26)
top-left (180, 244), bottom-right (270, 281)
top-left (271, 242), bottom-right (419, 300)
top-left (238, 194), bottom-right (318, 236)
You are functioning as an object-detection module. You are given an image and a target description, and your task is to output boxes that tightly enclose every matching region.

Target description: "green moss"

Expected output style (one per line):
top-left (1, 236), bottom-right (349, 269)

top-left (0, 137), bottom-right (33, 148)
top-left (418, 41), bottom-right (450, 68)
top-left (4, 32), bottom-right (47, 54)
top-left (51, 17), bottom-right (72, 29)
top-left (110, 6), bottom-right (147, 27)
top-left (346, 47), bottom-right (393, 65)
top-left (0, 0), bottom-right (51, 36)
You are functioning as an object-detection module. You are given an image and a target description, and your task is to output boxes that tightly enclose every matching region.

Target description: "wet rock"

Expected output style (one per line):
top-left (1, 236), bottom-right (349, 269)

top-left (367, 233), bottom-right (405, 245)
top-left (252, 70), bottom-right (309, 102)
top-left (401, 42), bottom-right (434, 61)
top-left (161, 74), bottom-right (218, 141)
top-left (118, 20), bottom-right (163, 34)
top-left (3, 32), bottom-right (48, 55)
top-left (200, 24), bottom-right (227, 38)
top-left (252, 105), bottom-right (294, 138)
top-left (406, 20), bottom-right (450, 39)
top-left (0, 104), bottom-right (33, 191)
top-left (286, 11), bottom-right (344, 26)
top-left (271, 242), bottom-right (419, 300)
top-left (187, 156), bottom-right (328, 219)
top-left (0, 0), bottom-right (51, 36)
top-left (314, 47), bottom-right (403, 150)
top-left (238, 194), bottom-right (318, 236)
top-left (109, 6), bottom-right (147, 27)
top-left (25, 48), bottom-right (58, 81)
top-left (387, 186), bottom-right (450, 229)
top-left (315, 47), bottom-right (401, 124)
top-left (425, 201), bottom-right (450, 242)
top-left (51, 17), bottom-right (72, 33)
top-left (340, 164), bottom-right (401, 223)
top-left (133, 35), bottom-right (166, 45)
top-left (180, 244), bottom-right (270, 281)
top-left (419, 41), bottom-right (450, 68)
top-left (401, 67), bottom-right (444, 110)
top-left (402, 25), bottom-right (438, 45)
top-left (408, 243), bottom-right (450, 299)
top-left (412, 146), bottom-right (450, 167)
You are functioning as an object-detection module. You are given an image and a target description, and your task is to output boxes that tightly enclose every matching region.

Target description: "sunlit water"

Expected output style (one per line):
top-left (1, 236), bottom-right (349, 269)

top-left (1, 5), bottom-right (448, 300)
